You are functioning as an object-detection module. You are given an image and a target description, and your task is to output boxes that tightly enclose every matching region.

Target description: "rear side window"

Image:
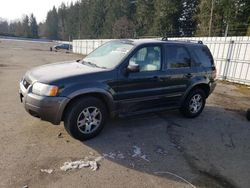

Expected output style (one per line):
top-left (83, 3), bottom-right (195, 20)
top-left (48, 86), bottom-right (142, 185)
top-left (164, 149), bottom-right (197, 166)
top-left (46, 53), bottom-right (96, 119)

top-left (166, 45), bottom-right (191, 69)
top-left (190, 46), bottom-right (213, 67)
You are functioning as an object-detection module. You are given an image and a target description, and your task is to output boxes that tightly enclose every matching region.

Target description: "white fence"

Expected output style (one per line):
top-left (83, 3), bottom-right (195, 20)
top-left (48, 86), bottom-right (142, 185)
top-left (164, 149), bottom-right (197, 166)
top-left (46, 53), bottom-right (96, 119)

top-left (53, 40), bottom-right (72, 45)
top-left (73, 37), bottom-right (250, 85)
top-left (73, 39), bottom-right (112, 55)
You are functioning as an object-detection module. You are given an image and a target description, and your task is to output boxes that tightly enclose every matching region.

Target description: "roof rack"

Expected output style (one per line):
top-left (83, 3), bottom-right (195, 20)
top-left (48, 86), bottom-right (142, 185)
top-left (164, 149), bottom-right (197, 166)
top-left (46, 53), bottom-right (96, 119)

top-left (162, 37), bottom-right (168, 41)
top-left (161, 38), bottom-right (203, 44)
top-left (185, 40), bottom-right (203, 44)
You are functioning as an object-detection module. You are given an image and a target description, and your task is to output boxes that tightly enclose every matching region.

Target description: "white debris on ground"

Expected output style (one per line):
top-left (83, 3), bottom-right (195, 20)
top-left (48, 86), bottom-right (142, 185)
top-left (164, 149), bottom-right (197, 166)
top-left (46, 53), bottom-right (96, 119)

top-left (94, 156), bottom-right (104, 162)
top-left (103, 151), bottom-right (125, 159)
top-left (155, 146), bottom-right (168, 156)
top-left (40, 169), bottom-right (54, 174)
top-left (132, 146), bottom-right (150, 162)
top-left (60, 160), bottom-right (98, 171)
top-left (44, 146), bottom-right (150, 174)
top-left (60, 156), bottom-right (103, 172)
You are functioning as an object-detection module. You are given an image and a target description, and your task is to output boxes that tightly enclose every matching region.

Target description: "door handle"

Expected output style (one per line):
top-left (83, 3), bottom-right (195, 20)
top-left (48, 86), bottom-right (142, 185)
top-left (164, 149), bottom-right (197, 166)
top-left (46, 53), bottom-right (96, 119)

top-left (185, 73), bottom-right (193, 78)
top-left (153, 76), bottom-right (163, 81)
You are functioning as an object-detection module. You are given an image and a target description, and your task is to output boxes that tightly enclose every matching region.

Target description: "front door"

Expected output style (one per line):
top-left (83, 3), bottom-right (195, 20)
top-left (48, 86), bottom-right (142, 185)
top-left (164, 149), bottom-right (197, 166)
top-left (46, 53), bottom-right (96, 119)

top-left (113, 44), bottom-right (169, 113)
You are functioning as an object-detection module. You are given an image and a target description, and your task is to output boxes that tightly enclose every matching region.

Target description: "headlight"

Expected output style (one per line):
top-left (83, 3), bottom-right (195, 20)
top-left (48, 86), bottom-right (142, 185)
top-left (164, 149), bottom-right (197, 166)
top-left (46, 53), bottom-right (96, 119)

top-left (32, 82), bottom-right (59, 96)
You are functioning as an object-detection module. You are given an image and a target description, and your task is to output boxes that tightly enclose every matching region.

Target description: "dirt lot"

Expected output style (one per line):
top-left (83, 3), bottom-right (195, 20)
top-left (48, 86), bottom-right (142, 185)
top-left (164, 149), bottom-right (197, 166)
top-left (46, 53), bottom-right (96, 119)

top-left (1, 39), bottom-right (250, 188)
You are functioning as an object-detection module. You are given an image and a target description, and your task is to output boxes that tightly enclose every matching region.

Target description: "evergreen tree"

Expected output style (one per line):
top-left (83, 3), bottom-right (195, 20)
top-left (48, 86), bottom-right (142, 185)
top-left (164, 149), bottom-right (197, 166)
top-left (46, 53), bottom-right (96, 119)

top-left (152, 0), bottom-right (182, 37)
top-left (45, 6), bottom-right (59, 39)
top-left (37, 0), bottom-right (250, 39)
top-left (22, 15), bottom-right (30, 37)
top-left (89, 0), bottom-right (107, 38)
top-left (196, 0), bottom-right (250, 36)
top-left (64, 2), bottom-right (81, 39)
top-left (180, 0), bottom-right (199, 36)
top-left (0, 19), bottom-right (9, 35)
top-left (30, 14), bottom-right (38, 38)
top-left (113, 16), bottom-right (136, 38)
top-left (102, 0), bottom-right (132, 38)
top-left (14, 21), bottom-right (23, 37)
top-left (78, 0), bottom-right (92, 39)
top-left (136, 0), bottom-right (155, 36)
top-left (58, 3), bottom-right (68, 40)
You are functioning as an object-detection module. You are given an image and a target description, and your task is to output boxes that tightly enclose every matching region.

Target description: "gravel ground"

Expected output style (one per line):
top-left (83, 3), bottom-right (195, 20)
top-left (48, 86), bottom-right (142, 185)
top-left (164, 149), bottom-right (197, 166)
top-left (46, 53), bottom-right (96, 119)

top-left (0, 39), bottom-right (250, 188)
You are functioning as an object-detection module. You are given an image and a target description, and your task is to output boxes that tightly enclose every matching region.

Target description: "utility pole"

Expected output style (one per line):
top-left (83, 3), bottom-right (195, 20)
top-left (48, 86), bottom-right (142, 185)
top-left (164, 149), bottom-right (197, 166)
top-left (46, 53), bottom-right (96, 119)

top-left (209, 0), bottom-right (214, 37)
top-left (224, 24), bottom-right (229, 37)
top-left (78, 5), bottom-right (81, 39)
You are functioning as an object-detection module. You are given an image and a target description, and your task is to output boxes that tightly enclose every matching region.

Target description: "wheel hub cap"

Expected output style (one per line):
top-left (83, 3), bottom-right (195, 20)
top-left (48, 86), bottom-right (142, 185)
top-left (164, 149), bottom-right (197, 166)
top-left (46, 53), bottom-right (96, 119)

top-left (77, 107), bottom-right (102, 134)
top-left (189, 94), bottom-right (203, 114)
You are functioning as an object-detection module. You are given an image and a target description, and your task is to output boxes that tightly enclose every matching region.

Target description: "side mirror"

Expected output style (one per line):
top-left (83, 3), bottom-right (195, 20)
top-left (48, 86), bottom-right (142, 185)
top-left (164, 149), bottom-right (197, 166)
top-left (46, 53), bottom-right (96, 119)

top-left (127, 64), bottom-right (140, 73)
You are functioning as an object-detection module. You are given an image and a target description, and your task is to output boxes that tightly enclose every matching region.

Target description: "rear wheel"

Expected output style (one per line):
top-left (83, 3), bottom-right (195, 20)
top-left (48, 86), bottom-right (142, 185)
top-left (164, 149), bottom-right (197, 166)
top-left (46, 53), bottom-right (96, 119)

top-left (64, 97), bottom-right (107, 141)
top-left (180, 89), bottom-right (206, 118)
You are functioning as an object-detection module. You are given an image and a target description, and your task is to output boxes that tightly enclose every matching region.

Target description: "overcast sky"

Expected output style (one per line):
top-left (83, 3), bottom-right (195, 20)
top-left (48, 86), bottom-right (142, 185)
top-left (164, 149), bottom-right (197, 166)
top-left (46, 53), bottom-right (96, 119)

top-left (0, 0), bottom-right (78, 23)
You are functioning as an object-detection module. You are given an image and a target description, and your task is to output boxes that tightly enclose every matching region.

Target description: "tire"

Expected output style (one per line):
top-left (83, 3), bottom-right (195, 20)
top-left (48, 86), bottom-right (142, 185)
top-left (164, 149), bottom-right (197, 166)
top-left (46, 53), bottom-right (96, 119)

top-left (64, 97), bottom-right (107, 141)
top-left (180, 88), bottom-right (206, 118)
top-left (246, 109), bottom-right (250, 121)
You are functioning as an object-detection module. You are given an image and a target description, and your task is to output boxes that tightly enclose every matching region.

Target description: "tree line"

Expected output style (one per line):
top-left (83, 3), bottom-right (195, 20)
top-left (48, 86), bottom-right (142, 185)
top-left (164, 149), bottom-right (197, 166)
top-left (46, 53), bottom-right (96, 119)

top-left (1, 0), bottom-right (250, 40)
top-left (0, 14), bottom-right (38, 38)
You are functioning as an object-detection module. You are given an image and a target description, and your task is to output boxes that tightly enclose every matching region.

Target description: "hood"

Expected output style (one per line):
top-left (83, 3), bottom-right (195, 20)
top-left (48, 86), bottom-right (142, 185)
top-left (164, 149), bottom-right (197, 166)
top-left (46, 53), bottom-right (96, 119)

top-left (25, 61), bottom-right (105, 84)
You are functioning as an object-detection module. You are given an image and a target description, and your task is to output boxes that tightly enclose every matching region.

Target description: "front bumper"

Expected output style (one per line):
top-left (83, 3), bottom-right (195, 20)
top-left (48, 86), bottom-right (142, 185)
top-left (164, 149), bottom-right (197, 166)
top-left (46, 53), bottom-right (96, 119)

top-left (19, 82), bottom-right (69, 125)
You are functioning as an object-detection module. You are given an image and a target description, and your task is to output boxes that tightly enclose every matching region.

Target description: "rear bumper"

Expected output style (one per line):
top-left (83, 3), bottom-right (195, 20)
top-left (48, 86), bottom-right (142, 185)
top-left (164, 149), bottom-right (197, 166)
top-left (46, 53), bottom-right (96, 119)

top-left (209, 80), bottom-right (217, 95)
top-left (19, 83), bottom-right (69, 125)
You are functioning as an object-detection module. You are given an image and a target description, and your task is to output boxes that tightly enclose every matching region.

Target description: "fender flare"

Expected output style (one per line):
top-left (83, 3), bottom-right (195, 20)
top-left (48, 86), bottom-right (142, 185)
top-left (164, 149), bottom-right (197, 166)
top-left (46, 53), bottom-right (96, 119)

top-left (180, 82), bottom-right (210, 105)
top-left (65, 88), bottom-right (115, 115)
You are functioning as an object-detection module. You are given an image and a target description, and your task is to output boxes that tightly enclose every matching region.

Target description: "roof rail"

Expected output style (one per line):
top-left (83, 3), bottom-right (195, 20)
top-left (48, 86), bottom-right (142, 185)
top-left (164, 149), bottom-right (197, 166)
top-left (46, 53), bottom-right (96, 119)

top-left (185, 40), bottom-right (203, 44)
top-left (162, 37), bottom-right (168, 41)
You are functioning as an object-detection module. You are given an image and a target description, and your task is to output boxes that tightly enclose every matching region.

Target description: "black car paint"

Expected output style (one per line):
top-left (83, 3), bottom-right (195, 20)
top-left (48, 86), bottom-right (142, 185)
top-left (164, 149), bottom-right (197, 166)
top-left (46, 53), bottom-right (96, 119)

top-left (22, 40), bottom-right (216, 124)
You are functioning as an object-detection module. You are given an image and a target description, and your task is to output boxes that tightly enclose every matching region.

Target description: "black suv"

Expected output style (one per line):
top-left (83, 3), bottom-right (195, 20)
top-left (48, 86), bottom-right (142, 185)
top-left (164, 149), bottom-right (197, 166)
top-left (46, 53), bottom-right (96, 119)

top-left (19, 39), bottom-right (216, 140)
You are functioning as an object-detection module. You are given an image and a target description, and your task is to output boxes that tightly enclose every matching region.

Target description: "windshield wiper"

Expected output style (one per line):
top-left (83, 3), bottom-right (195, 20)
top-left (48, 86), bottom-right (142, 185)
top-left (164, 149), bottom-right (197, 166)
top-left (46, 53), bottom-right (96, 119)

top-left (82, 60), bottom-right (107, 69)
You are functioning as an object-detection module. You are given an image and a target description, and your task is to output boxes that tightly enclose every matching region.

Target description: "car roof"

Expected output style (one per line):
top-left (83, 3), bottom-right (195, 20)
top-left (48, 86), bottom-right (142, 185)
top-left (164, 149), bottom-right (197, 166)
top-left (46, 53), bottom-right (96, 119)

top-left (115, 39), bottom-right (204, 47)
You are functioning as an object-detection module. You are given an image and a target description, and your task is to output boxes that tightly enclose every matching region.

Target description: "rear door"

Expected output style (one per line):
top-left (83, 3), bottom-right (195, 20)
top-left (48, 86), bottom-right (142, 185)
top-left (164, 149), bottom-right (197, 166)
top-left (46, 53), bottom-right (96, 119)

top-left (188, 45), bottom-right (216, 80)
top-left (163, 44), bottom-right (196, 102)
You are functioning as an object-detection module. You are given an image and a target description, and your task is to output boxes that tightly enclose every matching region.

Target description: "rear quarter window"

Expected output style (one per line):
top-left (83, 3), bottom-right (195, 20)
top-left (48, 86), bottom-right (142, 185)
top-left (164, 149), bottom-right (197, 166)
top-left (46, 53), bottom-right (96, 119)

top-left (165, 45), bottom-right (191, 69)
top-left (190, 46), bottom-right (214, 67)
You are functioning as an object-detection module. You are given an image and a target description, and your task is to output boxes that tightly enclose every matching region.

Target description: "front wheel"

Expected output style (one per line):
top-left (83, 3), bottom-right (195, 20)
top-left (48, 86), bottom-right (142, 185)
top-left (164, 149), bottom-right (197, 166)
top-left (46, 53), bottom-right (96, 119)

top-left (64, 97), bottom-right (107, 141)
top-left (180, 89), bottom-right (206, 118)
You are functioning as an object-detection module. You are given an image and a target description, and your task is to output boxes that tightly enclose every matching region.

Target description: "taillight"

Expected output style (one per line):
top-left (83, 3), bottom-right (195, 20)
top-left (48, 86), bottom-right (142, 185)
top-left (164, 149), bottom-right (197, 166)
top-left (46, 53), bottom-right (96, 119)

top-left (212, 66), bottom-right (217, 79)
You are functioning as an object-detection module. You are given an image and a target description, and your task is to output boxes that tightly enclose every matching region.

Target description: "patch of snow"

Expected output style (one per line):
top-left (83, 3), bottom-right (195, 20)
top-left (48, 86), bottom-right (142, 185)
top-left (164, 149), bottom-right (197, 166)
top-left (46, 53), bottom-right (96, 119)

top-left (89, 161), bottom-right (98, 171)
top-left (103, 151), bottom-right (125, 160)
top-left (132, 146), bottom-right (141, 157)
top-left (132, 146), bottom-right (149, 162)
top-left (140, 155), bottom-right (150, 162)
top-left (94, 156), bottom-right (104, 162)
top-left (40, 169), bottom-right (53, 174)
top-left (155, 146), bottom-right (168, 156)
top-left (103, 152), bottom-right (116, 159)
top-left (117, 152), bottom-right (125, 159)
top-left (60, 156), bottom-right (102, 172)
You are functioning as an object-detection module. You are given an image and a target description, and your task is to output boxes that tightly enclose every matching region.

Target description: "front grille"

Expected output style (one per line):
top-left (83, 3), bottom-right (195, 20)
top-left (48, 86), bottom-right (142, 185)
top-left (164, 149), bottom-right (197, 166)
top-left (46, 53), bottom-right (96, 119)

top-left (23, 79), bottom-right (30, 89)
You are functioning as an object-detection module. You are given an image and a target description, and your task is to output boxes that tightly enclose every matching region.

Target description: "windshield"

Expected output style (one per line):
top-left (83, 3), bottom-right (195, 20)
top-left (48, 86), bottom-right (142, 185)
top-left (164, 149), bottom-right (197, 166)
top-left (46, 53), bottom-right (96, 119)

top-left (83, 41), bottom-right (134, 69)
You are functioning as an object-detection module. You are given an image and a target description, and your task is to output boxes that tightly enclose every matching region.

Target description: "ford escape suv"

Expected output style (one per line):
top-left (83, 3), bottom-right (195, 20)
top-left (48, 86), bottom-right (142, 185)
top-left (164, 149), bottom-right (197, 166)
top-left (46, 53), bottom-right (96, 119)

top-left (19, 39), bottom-right (216, 140)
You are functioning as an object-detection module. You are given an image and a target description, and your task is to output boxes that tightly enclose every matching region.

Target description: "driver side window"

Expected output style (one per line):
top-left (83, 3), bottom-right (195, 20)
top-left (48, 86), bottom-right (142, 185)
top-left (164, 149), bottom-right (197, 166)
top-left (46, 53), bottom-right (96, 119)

top-left (129, 46), bottom-right (161, 72)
